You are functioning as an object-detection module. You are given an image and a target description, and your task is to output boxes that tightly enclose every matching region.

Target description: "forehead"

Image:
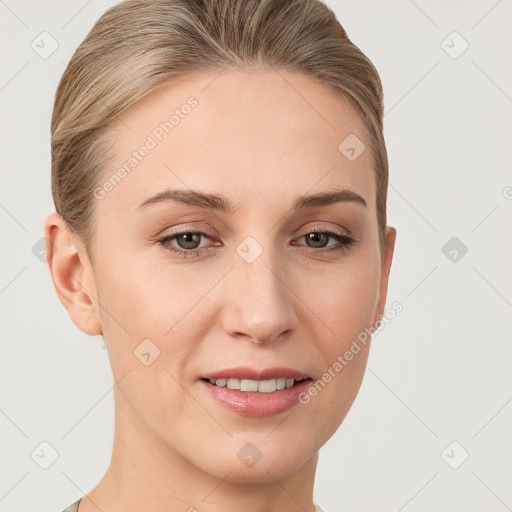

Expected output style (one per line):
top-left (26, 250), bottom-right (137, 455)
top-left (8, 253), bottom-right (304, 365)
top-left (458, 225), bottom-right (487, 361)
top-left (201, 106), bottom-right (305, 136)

top-left (98, 67), bottom-right (375, 217)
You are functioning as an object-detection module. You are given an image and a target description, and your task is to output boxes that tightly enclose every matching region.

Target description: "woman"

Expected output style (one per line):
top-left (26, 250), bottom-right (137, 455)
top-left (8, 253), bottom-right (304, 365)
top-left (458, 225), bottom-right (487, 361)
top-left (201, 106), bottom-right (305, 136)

top-left (45, 0), bottom-right (396, 510)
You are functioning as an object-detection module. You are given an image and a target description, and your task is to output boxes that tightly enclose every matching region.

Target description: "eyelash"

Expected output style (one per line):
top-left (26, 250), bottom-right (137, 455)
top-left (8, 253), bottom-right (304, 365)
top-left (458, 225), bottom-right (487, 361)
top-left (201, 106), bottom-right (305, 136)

top-left (156, 228), bottom-right (356, 259)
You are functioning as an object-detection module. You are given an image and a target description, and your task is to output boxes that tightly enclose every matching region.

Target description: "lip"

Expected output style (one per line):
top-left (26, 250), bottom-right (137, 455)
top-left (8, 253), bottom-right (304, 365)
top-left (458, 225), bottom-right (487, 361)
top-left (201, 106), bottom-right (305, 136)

top-left (201, 366), bottom-right (310, 381)
top-left (198, 367), bottom-right (313, 418)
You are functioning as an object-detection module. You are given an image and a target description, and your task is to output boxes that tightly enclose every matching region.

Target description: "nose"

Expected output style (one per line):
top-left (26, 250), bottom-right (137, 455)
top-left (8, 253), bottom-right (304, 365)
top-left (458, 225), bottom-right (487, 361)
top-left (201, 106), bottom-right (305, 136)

top-left (221, 247), bottom-right (298, 345)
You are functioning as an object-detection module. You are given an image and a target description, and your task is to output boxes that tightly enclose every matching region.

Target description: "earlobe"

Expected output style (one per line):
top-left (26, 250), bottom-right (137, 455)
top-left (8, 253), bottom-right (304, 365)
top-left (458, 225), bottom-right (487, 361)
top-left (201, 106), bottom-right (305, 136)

top-left (374, 226), bottom-right (397, 324)
top-left (44, 212), bottom-right (103, 336)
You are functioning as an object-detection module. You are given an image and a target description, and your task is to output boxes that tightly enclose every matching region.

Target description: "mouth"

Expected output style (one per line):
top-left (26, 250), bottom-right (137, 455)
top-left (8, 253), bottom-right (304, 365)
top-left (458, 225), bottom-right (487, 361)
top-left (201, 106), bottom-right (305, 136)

top-left (198, 367), bottom-right (313, 417)
top-left (200, 376), bottom-right (311, 393)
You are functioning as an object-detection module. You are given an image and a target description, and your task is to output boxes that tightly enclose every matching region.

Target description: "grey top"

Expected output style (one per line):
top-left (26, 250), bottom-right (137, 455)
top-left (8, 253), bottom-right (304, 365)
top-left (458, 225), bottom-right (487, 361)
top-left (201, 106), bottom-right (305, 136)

top-left (61, 498), bottom-right (81, 512)
top-left (61, 498), bottom-right (326, 511)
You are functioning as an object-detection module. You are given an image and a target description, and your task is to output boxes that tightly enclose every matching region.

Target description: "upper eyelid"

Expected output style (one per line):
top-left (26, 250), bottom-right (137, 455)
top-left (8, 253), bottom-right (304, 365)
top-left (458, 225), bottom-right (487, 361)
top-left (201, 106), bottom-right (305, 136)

top-left (160, 222), bottom-right (352, 238)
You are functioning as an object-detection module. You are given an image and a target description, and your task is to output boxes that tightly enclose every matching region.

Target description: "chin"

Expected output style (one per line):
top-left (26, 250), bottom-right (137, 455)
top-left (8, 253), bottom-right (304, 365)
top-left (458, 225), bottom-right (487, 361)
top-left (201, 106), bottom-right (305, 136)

top-left (190, 431), bottom-right (317, 484)
top-left (207, 459), bottom-right (307, 485)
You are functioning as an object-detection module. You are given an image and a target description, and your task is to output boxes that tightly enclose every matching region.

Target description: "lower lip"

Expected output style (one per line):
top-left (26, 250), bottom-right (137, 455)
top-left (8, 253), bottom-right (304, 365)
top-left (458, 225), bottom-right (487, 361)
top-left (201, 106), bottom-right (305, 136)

top-left (199, 379), bottom-right (313, 417)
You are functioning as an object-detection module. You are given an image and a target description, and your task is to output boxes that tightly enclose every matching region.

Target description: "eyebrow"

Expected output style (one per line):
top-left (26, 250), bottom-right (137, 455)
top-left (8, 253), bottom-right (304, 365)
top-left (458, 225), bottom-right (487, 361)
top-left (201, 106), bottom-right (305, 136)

top-left (136, 187), bottom-right (367, 213)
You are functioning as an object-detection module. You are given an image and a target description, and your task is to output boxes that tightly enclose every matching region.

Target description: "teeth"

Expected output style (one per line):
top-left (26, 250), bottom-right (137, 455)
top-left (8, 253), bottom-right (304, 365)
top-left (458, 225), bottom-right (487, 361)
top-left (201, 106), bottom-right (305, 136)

top-left (209, 377), bottom-right (304, 392)
top-left (240, 379), bottom-right (259, 392)
top-left (276, 378), bottom-right (286, 390)
top-left (226, 378), bottom-right (241, 390)
top-left (258, 379), bottom-right (277, 393)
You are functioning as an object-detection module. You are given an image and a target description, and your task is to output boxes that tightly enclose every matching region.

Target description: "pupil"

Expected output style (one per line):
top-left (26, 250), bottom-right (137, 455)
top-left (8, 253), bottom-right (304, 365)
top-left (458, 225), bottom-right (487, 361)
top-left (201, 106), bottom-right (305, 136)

top-left (308, 232), bottom-right (327, 248)
top-left (179, 233), bottom-right (200, 249)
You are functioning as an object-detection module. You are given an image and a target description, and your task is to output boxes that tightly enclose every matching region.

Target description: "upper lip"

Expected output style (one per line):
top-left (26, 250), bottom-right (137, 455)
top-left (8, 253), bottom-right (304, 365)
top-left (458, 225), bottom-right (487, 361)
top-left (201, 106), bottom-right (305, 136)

top-left (201, 366), bottom-right (311, 381)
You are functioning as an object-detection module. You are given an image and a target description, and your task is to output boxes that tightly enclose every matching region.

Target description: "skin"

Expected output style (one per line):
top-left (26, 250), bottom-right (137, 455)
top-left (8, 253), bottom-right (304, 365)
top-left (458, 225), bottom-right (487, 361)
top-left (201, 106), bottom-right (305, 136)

top-left (45, 67), bottom-right (396, 512)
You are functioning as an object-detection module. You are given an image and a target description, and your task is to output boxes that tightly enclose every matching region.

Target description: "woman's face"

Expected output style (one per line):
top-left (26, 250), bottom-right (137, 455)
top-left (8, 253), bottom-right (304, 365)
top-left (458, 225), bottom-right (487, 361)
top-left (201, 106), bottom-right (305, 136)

top-left (67, 68), bottom-right (395, 482)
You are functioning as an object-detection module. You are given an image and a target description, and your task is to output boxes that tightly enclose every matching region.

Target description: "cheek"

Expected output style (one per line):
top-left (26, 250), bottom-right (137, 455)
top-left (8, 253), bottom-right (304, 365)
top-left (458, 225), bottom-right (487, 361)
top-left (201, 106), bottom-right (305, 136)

top-left (93, 258), bottom-right (199, 428)
top-left (97, 254), bottom-right (187, 335)
top-left (298, 255), bottom-right (380, 430)
top-left (92, 255), bottom-right (179, 372)
top-left (94, 253), bottom-right (221, 388)
top-left (303, 254), bottom-right (380, 350)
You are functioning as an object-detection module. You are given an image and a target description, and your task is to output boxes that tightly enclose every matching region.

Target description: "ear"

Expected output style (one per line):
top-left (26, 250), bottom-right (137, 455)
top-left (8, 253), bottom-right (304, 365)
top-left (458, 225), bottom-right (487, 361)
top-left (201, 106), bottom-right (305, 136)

top-left (43, 212), bottom-right (102, 336)
top-left (374, 226), bottom-right (397, 325)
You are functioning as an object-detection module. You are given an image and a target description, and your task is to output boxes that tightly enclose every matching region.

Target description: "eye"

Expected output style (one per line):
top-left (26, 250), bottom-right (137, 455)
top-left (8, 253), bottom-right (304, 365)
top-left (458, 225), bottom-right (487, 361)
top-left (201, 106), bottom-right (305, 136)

top-left (293, 229), bottom-right (355, 253)
top-left (157, 230), bottom-right (216, 258)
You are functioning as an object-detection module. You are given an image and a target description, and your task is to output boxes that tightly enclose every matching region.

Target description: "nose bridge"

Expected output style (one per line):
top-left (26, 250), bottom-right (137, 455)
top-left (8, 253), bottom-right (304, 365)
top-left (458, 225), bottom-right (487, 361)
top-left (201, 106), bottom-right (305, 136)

top-left (222, 236), bottom-right (297, 344)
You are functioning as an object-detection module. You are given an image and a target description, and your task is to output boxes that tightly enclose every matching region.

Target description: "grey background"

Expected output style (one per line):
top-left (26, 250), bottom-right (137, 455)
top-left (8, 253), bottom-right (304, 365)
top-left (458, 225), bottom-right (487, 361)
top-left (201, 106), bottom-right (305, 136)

top-left (1, 0), bottom-right (511, 511)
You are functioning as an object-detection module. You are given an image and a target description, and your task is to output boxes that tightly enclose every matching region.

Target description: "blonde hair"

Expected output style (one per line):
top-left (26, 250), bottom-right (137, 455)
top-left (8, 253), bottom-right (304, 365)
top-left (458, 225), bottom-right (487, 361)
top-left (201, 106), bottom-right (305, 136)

top-left (51, 0), bottom-right (388, 257)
